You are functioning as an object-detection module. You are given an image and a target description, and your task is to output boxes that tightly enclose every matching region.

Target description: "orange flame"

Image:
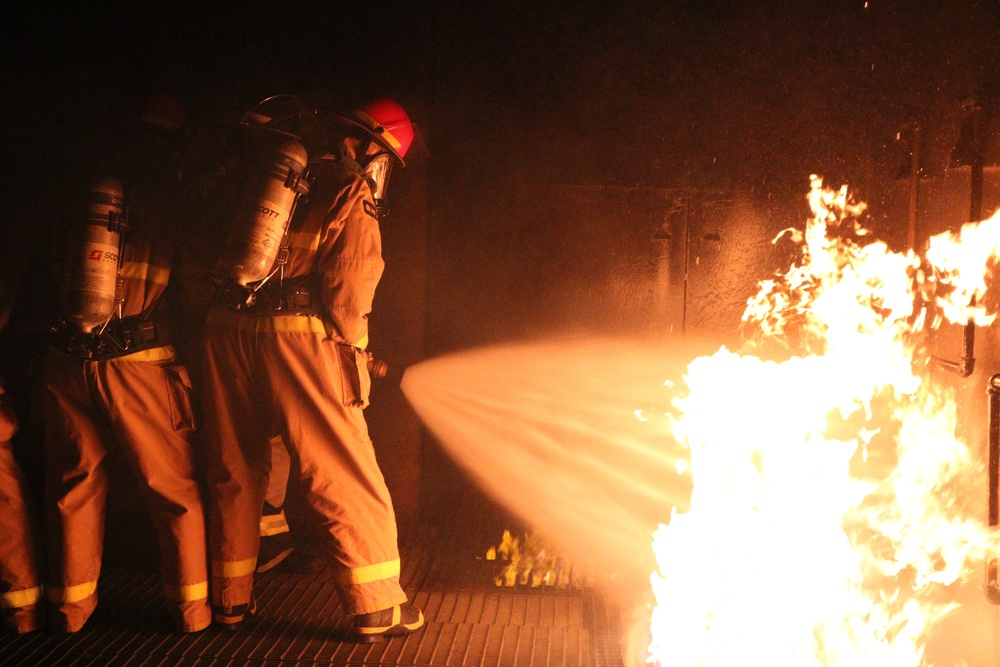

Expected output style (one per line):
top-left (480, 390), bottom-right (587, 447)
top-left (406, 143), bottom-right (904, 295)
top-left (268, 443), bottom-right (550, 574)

top-left (646, 177), bottom-right (1000, 665)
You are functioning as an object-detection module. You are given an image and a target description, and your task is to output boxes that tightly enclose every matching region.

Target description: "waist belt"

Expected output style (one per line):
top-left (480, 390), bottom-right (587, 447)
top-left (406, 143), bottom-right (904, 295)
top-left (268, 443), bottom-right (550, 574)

top-left (215, 279), bottom-right (324, 317)
top-left (51, 315), bottom-right (173, 361)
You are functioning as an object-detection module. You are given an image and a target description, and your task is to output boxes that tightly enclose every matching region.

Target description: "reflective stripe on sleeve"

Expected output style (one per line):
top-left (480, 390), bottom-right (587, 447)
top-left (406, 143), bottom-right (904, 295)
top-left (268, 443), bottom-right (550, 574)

top-left (331, 558), bottom-right (401, 586)
top-left (207, 309), bottom-right (327, 335)
top-left (0, 586), bottom-right (41, 609)
top-left (120, 261), bottom-right (171, 286)
top-left (287, 230), bottom-right (320, 253)
top-left (163, 580), bottom-right (209, 602)
top-left (211, 557), bottom-right (257, 579)
top-left (259, 511), bottom-right (290, 537)
top-left (46, 580), bottom-right (98, 604)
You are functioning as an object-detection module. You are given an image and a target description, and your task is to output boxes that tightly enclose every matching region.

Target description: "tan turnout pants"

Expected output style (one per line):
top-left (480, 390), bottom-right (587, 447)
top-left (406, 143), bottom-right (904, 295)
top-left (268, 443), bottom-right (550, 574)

top-left (0, 391), bottom-right (42, 633)
top-left (202, 309), bottom-right (407, 615)
top-left (41, 347), bottom-right (211, 633)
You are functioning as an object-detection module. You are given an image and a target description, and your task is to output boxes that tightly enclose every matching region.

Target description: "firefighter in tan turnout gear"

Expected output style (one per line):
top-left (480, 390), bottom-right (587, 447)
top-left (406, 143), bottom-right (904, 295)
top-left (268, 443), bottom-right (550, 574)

top-left (0, 279), bottom-right (43, 634)
top-left (201, 95), bottom-right (424, 641)
top-left (39, 94), bottom-right (212, 633)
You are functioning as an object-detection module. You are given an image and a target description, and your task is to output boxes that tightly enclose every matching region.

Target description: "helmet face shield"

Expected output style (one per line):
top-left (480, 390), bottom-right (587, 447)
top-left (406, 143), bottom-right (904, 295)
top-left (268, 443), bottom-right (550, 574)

top-left (362, 153), bottom-right (394, 220)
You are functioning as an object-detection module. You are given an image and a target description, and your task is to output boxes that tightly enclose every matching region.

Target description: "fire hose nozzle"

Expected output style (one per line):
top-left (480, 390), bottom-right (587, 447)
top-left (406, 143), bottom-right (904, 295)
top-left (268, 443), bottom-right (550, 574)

top-left (365, 351), bottom-right (389, 380)
top-left (364, 349), bottom-right (408, 386)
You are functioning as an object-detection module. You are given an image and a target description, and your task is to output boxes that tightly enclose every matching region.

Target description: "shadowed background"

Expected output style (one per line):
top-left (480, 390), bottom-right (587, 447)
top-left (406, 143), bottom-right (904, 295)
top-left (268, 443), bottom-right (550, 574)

top-left (2, 0), bottom-right (1000, 577)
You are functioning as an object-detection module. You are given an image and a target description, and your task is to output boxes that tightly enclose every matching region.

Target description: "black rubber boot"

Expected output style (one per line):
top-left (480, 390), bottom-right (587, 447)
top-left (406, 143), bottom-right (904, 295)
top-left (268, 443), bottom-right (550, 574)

top-left (352, 604), bottom-right (424, 643)
top-left (212, 598), bottom-right (257, 632)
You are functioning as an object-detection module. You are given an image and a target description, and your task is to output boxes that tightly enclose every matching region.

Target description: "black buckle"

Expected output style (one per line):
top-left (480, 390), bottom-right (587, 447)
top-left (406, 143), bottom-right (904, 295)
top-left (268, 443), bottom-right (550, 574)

top-left (275, 246), bottom-right (289, 266)
top-left (286, 289), bottom-right (313, 310)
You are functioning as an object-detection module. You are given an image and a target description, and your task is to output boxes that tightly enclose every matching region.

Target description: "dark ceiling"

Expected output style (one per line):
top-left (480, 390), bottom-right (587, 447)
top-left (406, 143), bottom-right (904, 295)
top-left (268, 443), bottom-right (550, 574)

top-left (5, 1), bottom-right (999, 188)
top-left (3, 1), bottom-right (1000, 348)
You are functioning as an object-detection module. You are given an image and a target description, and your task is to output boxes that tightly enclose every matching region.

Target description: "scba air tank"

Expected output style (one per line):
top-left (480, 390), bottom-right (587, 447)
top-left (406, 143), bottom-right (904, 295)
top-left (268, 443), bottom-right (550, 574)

top-left (63, 177), bottom-right (126, 333)
top-left (224, 138), bottom-right (309, 286)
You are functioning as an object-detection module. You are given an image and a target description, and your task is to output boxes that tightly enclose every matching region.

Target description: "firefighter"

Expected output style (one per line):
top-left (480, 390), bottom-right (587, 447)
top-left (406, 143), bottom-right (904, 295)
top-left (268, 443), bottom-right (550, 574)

top-left (201, 95), bottom-right (424, 641)
top-left (0, 277), bottom-right (43, 634)
top-left (169, 101), bottom-right (305, 576)
top-left (255, 434), bottom-right (296, 573)
top-left (38, 93), bottom-right (212, 633)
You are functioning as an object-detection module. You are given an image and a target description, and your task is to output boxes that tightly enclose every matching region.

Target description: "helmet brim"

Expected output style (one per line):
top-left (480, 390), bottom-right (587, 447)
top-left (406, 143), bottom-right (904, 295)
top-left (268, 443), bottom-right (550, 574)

top-left (330, 114), bottom-right (406, 167)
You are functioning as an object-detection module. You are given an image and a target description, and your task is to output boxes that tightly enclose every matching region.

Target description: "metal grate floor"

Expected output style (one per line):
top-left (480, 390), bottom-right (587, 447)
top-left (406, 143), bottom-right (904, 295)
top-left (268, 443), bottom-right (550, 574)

top-left (0, 510), bottom-right (628, 667)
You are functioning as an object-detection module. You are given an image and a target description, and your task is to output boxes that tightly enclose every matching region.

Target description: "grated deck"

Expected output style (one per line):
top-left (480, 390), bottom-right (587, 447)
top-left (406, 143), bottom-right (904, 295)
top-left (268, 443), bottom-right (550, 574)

top-left (0, 521), bottom-right (627, 667)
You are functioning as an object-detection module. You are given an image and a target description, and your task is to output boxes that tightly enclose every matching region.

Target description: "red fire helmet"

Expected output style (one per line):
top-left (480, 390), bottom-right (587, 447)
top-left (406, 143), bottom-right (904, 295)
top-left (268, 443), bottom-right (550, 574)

top-left (338, 98), bottom-right (414, 166)
top-left (140, 91), bottom-right (186, 131)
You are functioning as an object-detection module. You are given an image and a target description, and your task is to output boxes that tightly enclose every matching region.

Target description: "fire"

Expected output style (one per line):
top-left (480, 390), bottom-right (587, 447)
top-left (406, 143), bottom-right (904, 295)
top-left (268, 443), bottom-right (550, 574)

top-left (645, 177), bottom-right (1000, 665)
top-left (484, 529), bottom-right (590, 588)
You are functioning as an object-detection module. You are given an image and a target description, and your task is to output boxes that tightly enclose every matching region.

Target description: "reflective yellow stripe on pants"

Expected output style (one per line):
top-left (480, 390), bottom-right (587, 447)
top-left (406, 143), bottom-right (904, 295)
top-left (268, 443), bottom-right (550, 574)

top-left (163, 580), bottom-right (209, 602)
top-left (331, 558), bottom-right (401, 586)
top-left (46, 580), bottom-right (98, 604)
top-left (205, 309), bottom-right (369, 349)
top-left (211, 558), bottom-right (257, 579)
top-left (206, 310), bottom-right (327, 335)
top-left (259, 510), bottom-right (290, 537)
top-left (0, 586), bottom-right (41, 609)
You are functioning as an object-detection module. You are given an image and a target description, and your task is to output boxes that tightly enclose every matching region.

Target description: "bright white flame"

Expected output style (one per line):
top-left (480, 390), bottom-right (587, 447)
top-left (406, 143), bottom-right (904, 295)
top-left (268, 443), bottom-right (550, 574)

top-left (924, 219), bottom-right (1000, 326)
top-left (646, 177), bottom-right (1000, 666)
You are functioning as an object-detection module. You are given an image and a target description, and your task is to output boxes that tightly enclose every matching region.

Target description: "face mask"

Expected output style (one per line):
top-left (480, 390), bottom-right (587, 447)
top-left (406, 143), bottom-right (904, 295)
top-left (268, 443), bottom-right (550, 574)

top-left (362, 153), bottom-right (394, 221)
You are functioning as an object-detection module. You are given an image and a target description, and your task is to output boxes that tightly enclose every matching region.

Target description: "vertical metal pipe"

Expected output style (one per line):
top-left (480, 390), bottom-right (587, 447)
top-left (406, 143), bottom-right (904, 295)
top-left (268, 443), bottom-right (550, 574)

top-left (985, 374), bottom-right (1000, 604)
top-left (681, 191), bottom-right (690, 335)
top-left (907, 123), bottom-right (921, 251)
top-left (989, 375), bottom-right (1000, 527)
top-left (968, 99), bottom-right (984, 225)
top-left (963, 99), bottom-right (984, 376)
top-left (931, 98), bottom-right (982, 377)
